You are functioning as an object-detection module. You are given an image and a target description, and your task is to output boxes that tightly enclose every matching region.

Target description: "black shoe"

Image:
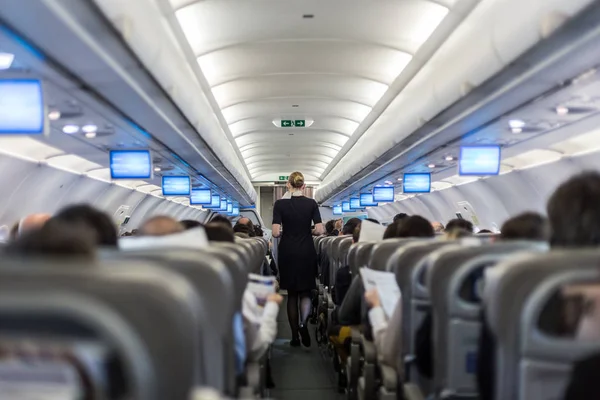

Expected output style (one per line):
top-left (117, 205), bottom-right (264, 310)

top-left (299, 324), bottom-right (311, 348)
top-left (290, 338), bottom-right (301, 347)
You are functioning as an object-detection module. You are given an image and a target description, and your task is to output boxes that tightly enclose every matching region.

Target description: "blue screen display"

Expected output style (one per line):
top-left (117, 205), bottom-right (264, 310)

top-left (0, 79), bottom-right (44, 134)
top-left (459, 146), bottom-right (501, 175)
top-left (204, 194), bottom-right (221, 208)
top-left (333, 205), bottom-right (343, 215)
top-left (190, 189), bottom-right (212, 205)
top-left (231, 207), bottom-right (240, 216)
top-left (403, 173), bottom-right (431, 193)
top-left (372, 186), bottom-right (394, 202)
top-left (219, 200), bottom-right (228, 211)
top-left (162, 176), bottom-right (191, 196)
top-left (350, 197), bottom-right (362, 210)
top-left (342, 201), bottom-right (351, 212)
top-left (360, 193), bottom-right (378, 207)
top-left (110, 150), bottom-right (152, 179)
top-left (227, 202), bottom-right (233, 214)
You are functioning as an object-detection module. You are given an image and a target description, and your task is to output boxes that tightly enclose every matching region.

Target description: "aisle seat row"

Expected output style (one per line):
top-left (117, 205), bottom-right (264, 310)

top-left (313, 233), bottom-right (600, 400)
top-left (0, 234), bottom-right (269, 400)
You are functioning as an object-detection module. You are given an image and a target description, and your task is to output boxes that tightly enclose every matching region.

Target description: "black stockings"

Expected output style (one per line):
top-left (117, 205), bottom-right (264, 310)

top-left (287, 290), bottom-right (312, 339)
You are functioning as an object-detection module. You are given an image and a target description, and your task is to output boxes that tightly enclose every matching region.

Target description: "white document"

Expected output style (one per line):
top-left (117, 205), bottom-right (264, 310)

top-left (360, 268), bottom-right (401, 318)
top-left (119, 227), bottom-right (209, 250)
top-left (358, 220), bottom-right (386, 242)
top-left (245, 273), bottom-right (277, 321)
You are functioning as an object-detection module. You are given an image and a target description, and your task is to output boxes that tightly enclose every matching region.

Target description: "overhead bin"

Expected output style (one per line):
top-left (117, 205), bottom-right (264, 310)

top-left (316, 0), bottom-right (594, 204)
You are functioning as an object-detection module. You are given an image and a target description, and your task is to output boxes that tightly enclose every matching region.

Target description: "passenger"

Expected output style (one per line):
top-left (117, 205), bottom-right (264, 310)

top-left (335, 218), bottom-right (343, 233)
top-left (365, 218), bottom-right (380, 224)
top-left (272, 171), bottom-right (324, 347)
top-left (325, 220), bottom-right (338, 236)
top-left (233, 223), bottom-right (252, 238)
top-left (180, 219), bottom-right (202, 230)
top-left (139, 216), bottom-right (184, 237)
top-left (445, 227), bottom-right (472, 240)
top-left (210, 214), bottom-right (232, 227)
top-left (254, 225), bottom-right (264, 237)
top-left (431, 221), bottom-right (445, 233)
top-left (17, 213), bottom-right (51, 236)
top-left (364, 216), bottom-right (434, 376)
top-left (238, 217), bottom-right (256, 237)
top-left (499, 212), bottom-right (548, 240)
top-left (478, 229), bottom-right (492, 234)
top-left (5, 218), bottom-right (96, 260)
top-left (393, 213), bottom-right (409, 223)
top-left (54, 205), bottom-right (117, 247)
top-left (340, 217), bottom-right (361, 237)
top-left (445, 218), bottom-right (474, 233)
top-left (204, 222), bottom-right (282, 362)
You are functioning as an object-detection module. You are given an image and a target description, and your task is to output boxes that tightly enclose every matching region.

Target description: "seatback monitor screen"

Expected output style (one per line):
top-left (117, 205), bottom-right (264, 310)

top-left (231, 207), bottom-right (240, 217)
top-left (0, 79), bottom-right (45, 135)
top-left (403, 173), bottom-right (431, 193)
top-left (190, 189), bottom-right (212, 205)
top-left (360, 193), bottom-right (378, 207)
top-left (459, 145), bottom-right (501, 175)
top-left (227, 202), bottom-right (233, 214)
top-left (162, 176), bottom-right (191, 196)
top-left (350, 197), bottom-right (363, 210)
top-left (342, 201), bottom-right (351, 212)
top-left (109, 150), bottom-right (152, 179)
top-left (203, 194), bottom-right (221, 208)
top-left (333, 205), bottom-right (343, 215)
top-left (219, 200), bottom-right (228, 211)
top-left (372, 186), bottom-right (394, 202)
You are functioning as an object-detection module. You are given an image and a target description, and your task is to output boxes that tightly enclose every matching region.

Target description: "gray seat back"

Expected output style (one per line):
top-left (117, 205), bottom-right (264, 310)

top-left (103, 248), bottom-right (235, 393)
top-left (428, 242), bottom-right (548, 397)
top-left (329, 236), bottom-right (351, 285)
top-left (369, 239), bottom-right (422, 272)
top-left (0, 259), bottom-right (203, 400)
top-left (488, 250), bottom-right (600, 400)
top-left (355, 242), bottom-right (377, 276)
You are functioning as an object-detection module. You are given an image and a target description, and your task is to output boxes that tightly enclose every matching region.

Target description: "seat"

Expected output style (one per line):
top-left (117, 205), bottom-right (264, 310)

top-left (329, 236), bottom-right (352, 289)
top-left (0, 258), bottom-right (204, 400)
top-left (428, 241), bottom-right (547, 398)
top-left (487, 249), bottom-right (600, 400)
top-left (102, 248), bottom-right (236, 395)
top-left (354, 242), bottom-right (377, 276)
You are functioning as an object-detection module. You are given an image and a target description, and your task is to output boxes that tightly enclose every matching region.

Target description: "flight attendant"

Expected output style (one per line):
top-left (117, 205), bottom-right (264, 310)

top-left (272, 171), bottom-right (324, 347)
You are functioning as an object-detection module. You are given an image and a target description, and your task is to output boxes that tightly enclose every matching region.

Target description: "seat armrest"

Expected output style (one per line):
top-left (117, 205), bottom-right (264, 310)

top-left (403, 383), bottom-right (424, 400)
top-left (351, 326), bottom-right (362, 344)
top-left (379, 364), bottom-right (397, 392)
top-left (360, 334), bottom-right (377, 364)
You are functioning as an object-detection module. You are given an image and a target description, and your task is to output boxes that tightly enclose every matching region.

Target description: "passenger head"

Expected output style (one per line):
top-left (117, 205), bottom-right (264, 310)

top-left (393, 213), bottom-right (408, 223)
top-left (325, 220), bottom-right (336, 235)
top-left (446, 228), bottom-right (473, 240)
top-left (352, 225), bottom-right (361, 243)
top-left (478, 229), bottom-right (493, 234)
top-left (139, 216), bottom-right (184, 237)
top-left (431, 221), bottom-right (445, 233)
top-left (210, 214), bottom-right (231, 227)
top-left (18, 213), bottom-right (51, 236)
top-left (233, 223), bottom-right (251, 238)
top-left (5, 219), bottom-right (96, 260)
top-left (397, 215), bottom-right (434, 238)
top-left (237, 217), bottom-right (256, 237)
top-left (54, 205), bottom-right (117, 247)
top-left (342, 218), bottom-right (362, 236)
top-left (365, 218), bottom-right (380, 224)
top-left (180, 220), bottom-right (202, 230)
top-left (254, 225), bottom-right (264, 237)
top-left (500, 212), bottom-right (549, 241)
top-left (288, 171), bottom-right (305, 190)
top-left (445, 218), bottom-right (474, 233)
top-left (546, 172), bottom-right (600, 247)
top-left (205, 222), bottom-right (235, 243)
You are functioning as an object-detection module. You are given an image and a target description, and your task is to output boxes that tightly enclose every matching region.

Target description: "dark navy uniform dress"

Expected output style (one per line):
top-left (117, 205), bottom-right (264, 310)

top-left (273, 195), bottom-right (322, 292)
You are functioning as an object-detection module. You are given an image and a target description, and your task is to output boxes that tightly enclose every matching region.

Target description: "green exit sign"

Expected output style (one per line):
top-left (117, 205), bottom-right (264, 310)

top-left (279, 175), bottom-right (289, 181)
top-left (281, 120), bottom-right (305, 127)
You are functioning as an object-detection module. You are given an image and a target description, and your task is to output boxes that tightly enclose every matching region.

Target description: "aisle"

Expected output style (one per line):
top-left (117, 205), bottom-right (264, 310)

top-left (270, 296), bottom-right (345, 400)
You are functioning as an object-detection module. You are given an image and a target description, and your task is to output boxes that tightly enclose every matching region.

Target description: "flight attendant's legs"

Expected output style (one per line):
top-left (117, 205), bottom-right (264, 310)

top-left (287, 290), bottom-right (312, 347)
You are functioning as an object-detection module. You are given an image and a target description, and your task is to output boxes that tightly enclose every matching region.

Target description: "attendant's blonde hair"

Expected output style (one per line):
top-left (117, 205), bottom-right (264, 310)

top-left (288, 172), bottom-right (305, 189)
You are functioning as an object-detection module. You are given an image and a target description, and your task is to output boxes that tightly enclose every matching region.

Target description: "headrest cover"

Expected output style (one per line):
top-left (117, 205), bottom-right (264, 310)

top-left (118, 227), bottom-right (208, 250)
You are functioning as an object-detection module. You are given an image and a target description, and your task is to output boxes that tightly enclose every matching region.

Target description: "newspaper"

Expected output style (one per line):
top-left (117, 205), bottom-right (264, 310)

top-left (245, 273), bottom-right (277, 321)
top-left (358, 220), bottom-right (386, 242)
top-left (359, 268), bottom-right (401, 318)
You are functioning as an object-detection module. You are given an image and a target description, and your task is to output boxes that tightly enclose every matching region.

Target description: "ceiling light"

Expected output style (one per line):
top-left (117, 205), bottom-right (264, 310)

top-left (445, 156), bottom-right (454, 161)
top-left (302, 14), bottom-right (314, 18)
top-left (62, 124), bottom-right (79, 134)
top-left (48, 110), bottom-right (61, 121)
top-left (428, 163), bottom-right (436, 168)
top-left (511, 127), bottom-right (523, 134)
top-left (154, 167), bottom-right (161, 172)
top-left (555, 106), bottom-right (569, 115)
top-left (0, 52), bottom-right (14, 70)
top-left (384, 180), bottom-right (393, 185)
top-left (84, 131), bottom-right (96, 139)
top-left (397, 177), bottom-right (403, 181)
top-left (292, 105), bottom-right (299, 108)
top-left (82, 124), bottom-right (97, 133)
top-left (508, 119), bottom-right (525, 129)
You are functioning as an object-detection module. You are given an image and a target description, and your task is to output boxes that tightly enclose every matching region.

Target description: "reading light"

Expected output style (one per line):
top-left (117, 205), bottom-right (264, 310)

top-left (428, 163), bottom-right (436, 168)
top-left (0, 52), bottom-right (14, 70)
top-left (62, 124), bottom-right (79, 134)
top-left (154, 167), bottom-right (161, 172)
top-left (384, 180), bottom-right (393, 185)
top-left (82, 124), bottom-right (98, 133)
top-left (397, 177), bottom-right (403, 181)
top-left (508, 119), bottom-right (525, 129)
top-left (84, 131), bottom-right (96, 139)
top-left (556, 106), bottom-right (569, 115)
top-left (48, 110), bottom-right (61, 121)
top-left (445, 156), bottom-right (454, 161)
top-left (511, 127), bottom-right (523, 134)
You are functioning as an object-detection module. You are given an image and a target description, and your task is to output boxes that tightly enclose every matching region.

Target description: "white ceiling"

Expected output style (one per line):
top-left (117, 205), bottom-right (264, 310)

top-left (170, 0), bottom-right (456, 181)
